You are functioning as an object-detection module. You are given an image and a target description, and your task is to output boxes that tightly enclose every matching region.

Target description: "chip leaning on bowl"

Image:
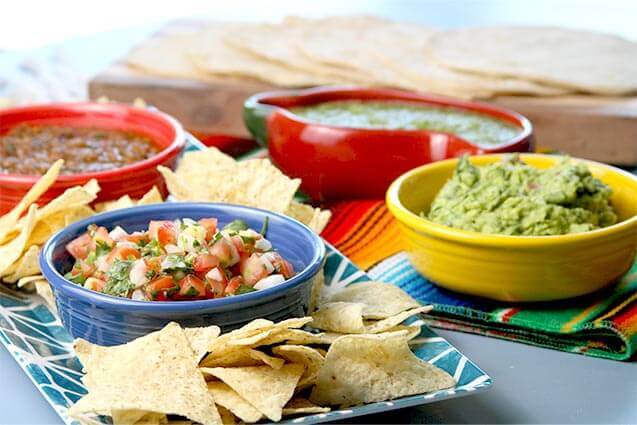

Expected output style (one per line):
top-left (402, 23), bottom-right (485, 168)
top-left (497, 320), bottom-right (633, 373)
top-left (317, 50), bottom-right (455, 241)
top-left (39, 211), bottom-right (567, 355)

top-left (386, 154), bottom-right (637, 302)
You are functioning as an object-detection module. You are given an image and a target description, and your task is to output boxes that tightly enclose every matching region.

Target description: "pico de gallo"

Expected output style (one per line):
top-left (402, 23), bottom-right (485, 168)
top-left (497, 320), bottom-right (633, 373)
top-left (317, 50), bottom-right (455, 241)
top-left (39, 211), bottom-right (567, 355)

top-left (64, 217), bottom-right (295, 301)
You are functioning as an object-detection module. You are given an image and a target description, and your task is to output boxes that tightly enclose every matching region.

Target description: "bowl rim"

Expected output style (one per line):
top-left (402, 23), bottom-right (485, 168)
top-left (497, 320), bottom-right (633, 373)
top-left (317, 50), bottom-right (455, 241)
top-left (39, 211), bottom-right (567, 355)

top-left (0, 102), bottom-right (186, 185)
top-left (246, 85), bottom-right (533, 150)
top-left (386, 153), bottom-right (637, 247)
top-left (39, 202), bottom-right (326, 311)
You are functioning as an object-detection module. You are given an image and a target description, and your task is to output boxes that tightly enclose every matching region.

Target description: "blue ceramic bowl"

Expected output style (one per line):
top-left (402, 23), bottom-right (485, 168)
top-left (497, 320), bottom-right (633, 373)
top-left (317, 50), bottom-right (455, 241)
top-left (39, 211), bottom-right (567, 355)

top-left (40, 203), bottom-right (326, 346)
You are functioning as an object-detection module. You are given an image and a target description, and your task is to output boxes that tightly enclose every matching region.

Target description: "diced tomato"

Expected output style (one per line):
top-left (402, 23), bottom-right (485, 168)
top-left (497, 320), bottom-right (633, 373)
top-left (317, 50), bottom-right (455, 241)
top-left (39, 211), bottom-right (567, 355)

top-left (66, 233), bottom-right (92, 260)
top-left (78, 260), bottom-right (96, 277)
top-left (106, 245), bottom-right (141, 264)
top-left (148, 221), bottom-right (177, 246)
top-left (199, 218), bottom-right (218, 241)
top-left (210, 238), bottom-right (239, 267)
top-left (224, 276), bottom-right (244, 295)
top-left (84, 277), bottom-right (106, 292)
top-left (91, 226), bottom-right (114, 249)
top-left (123, 232), bottom-right (148, 245)
top-left (144, 256), bottom-right (162, 273)
top-left (178, 275), bottom-right (206, 297)
top-left (270, 253), bottom-right (295, 278)
top-left (144, 276), bottom-right (176, 300)
top-left (193, 254), bottom-right (220, 274)
top-left (240, 253), bottom-right (269, 285)
top-left (205, 266), bottom-right (227, 297)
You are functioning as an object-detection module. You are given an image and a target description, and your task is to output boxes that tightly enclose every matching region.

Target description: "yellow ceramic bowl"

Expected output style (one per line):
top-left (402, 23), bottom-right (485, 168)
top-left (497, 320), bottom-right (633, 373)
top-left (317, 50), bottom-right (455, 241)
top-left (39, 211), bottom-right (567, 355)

top-left (386, 154), bottom-right (637, 302)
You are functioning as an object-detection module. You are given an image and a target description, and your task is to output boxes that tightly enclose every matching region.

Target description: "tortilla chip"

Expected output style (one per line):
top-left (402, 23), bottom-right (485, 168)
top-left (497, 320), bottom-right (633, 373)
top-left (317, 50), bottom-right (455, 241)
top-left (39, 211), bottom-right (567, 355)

top-left (207, 382), bottom-right (263, 423)
top-left (310, 331), bottom-right (455, 406)
top-left (312, 302), bottom-right (431, 334)
top-left (255, 328), bottom-right (328, 347)
top-left (1, 245), bottom-right (40, 283)
top-left (325, 281), bottom-right (421, 319)
top-left (311, 302), bottom-right (366, 333)
top-left (282, 398), bottom-right (330, 416)
top-left (184, 326), bottom-right (221, 361)
top-left (217, 406), bottom-right (236, 425)
top-left (160, 148), bottom-right (301, 214)
top-left (308, 269), bottom-right (325, 313)
top-left (95, 195), bottom-right (135, 213)
top-left (227, 329), bottom-right (275, 347)
top-left (16, 274), bottom-right (45, 288)
top-left (364, 306), bottom-right (432, 333)
top-left (202, 364), bottom-right (305, 422)
top-left (35, 280), bottom-right (55, 310)
top-left (27, 206), bottom-right (94, 246)
top-left (285, 201), bottom-right (331, 233)
top-left (95, 187), bottom-right (164, 213)
top-left (137, 186), bottom-right (164, 205)
top-left (200, 348), bottom-right (284, 369)
top-left (111, 410), bottom-right (168, 425)
top-left (0, 160), bottom-right (62, 244)
top-left (272, 345), bottom-right (325, 390)
top-left (0, 205), bottom-right (38, 276)
top-left (69, 323), bottom-right (221, 425)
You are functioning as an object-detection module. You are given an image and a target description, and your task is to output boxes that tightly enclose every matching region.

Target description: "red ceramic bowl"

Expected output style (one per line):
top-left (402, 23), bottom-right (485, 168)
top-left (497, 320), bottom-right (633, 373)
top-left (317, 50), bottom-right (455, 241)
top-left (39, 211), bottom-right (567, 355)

top-left (244, 87), bottom-right (533, 201)
top-left (0, 103), bottom-right (186, 214)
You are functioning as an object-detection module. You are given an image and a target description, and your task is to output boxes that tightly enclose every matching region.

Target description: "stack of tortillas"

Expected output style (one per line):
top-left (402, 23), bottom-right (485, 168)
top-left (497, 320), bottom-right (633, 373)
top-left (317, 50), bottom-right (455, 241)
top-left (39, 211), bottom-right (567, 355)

top-left (125, 16), bottom-right (637, 99)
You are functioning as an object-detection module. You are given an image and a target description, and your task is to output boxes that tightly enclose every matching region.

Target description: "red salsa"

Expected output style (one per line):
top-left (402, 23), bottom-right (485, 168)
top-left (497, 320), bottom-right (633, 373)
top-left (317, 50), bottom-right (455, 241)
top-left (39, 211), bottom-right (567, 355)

top-left (64, 217), bottom-right (295, 301)
top-left (0, 124), bottom-right (160, 175)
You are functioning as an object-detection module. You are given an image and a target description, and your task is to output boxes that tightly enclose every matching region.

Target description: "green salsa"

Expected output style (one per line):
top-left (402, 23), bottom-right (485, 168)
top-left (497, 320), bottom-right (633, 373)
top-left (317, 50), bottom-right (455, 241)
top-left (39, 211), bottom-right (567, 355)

top-left (426, 155), bottom-right (617, 236)
top-left (290, 100), bottom-right (521, 145)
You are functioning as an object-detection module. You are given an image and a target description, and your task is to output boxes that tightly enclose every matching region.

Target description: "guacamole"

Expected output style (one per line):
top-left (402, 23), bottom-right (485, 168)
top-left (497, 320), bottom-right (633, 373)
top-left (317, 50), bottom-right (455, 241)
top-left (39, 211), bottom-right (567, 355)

top-left (290, 100), bottom-right (521, 145)
top-left (426, 155), bottom-right (617, 236)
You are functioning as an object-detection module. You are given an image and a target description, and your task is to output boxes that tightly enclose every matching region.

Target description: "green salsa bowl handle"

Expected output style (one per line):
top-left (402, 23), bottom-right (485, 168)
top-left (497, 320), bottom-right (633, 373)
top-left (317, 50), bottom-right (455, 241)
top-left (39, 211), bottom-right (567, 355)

top-left (243, 94), bottom-right (278, 147)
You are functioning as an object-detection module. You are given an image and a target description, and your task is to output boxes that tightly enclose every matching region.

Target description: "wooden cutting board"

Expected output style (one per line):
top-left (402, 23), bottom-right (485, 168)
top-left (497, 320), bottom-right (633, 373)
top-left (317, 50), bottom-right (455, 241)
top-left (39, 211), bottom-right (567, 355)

top-left (89, 25), bottom-right (637, 165)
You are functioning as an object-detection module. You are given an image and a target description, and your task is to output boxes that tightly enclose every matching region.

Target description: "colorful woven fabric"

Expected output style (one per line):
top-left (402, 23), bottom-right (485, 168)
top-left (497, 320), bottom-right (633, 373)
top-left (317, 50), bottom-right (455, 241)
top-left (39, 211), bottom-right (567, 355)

top-left (322, 200), bottom-right (637, 361)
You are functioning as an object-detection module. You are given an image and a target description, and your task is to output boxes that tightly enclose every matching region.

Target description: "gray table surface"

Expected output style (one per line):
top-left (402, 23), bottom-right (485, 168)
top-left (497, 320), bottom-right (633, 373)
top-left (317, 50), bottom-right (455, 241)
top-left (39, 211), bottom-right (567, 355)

top-left (2, 1), bottom-right (637, 423)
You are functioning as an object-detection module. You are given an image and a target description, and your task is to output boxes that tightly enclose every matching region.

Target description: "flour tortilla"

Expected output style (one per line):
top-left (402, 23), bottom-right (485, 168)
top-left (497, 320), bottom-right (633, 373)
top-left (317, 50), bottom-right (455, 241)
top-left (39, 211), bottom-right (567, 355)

top-left (189, 24), bottom-right (334, 87)
top-left (426, 26), bottom-right (637, 95)
top-left (126, 31), bottom-right (217, 81)
top-left (220, 22), bottom-right (370, 85)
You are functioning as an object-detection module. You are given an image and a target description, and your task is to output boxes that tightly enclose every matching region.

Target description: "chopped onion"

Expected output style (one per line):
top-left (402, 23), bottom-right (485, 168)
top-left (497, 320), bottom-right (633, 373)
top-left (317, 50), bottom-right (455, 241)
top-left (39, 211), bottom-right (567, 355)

top-left (254, 238), bottom-right (272, 252)
top-left (165, 244), bottom-right (183, 254)
top-left (129, 259), bottom-right (149, 288)
top-left (254, 274), bottom-right (285, 290)
top-left (108, 226), bottom-right (128, 241)
top-left (260, 254), bottom-right (275, 273)
top-left (131, 290), bottom-right (146, 301)
top-left (95, 255), bottom-right (109, 273)
top-left (205, 267), bottom-right (223, 282)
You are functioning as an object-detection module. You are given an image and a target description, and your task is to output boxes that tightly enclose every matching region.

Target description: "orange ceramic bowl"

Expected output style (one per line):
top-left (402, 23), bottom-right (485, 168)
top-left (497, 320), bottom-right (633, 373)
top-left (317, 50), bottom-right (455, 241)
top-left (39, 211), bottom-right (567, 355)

top-left (0, 103), bottom-right (186, 214)
top-left (386, 154), bottom-right (637, 301)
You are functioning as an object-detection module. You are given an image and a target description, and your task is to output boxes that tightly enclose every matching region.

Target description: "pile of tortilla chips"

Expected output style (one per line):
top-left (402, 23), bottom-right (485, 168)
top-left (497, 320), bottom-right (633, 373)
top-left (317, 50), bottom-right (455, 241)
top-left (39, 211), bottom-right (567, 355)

top-left (158, 148), bottom-right (331, 233)
top-left (0, 160), bottom-right (163, 307)
top-left (69, 282), bottom-right (455, 424)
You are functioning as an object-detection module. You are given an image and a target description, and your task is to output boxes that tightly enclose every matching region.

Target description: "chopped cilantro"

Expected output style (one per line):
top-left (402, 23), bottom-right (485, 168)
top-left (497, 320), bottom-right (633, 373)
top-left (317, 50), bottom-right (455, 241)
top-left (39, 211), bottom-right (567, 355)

top-left (162, 254), bottom-right (194, 276)
top-left (260, 217), bottom-right (269, 236)
top-left (236, 284), bottom-right (257, 295)
top-left (141, 239), bottom-right (162, 257)
top-left (65, 269), bottom-right (87, 285)
top-left (103, 259), bottom-right (135, 297)
top-left (185, 286), bottom-right (199, 296)
top-left (213, 232), bottom-right (223, 242)
top-left (223, 219), bottom-right (249, 233)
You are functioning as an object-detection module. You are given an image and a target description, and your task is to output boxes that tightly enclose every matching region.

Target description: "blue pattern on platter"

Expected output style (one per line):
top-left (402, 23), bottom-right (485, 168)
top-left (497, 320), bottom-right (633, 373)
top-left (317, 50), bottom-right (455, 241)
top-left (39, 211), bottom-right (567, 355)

top-left (0, 242), bottom-right (491, 425)
top-left (0, 136), bottom-right (491, 424)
